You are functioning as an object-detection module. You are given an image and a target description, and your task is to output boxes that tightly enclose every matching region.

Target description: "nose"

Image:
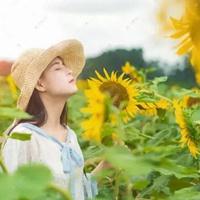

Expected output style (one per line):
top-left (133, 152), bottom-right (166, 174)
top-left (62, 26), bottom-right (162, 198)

top-left (65, 67), bottom-right (73, 75)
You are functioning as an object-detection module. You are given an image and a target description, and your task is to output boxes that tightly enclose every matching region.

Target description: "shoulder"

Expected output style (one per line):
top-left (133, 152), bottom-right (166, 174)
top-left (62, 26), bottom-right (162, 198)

top-left (66, 126), bottom-right (80, 143)
top-left (10, 123), bottom-right (34, 135)
top-left (66, 126), bottom-right (77, 137)
top-left (4, 123), bottom-right (35, 148)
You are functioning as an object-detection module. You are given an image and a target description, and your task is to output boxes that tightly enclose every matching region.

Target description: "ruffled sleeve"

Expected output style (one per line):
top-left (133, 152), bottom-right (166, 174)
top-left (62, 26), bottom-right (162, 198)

top-left (83, 173), bottom-right (98, 199)
top-left (2, 125), bottom-right (39, 173)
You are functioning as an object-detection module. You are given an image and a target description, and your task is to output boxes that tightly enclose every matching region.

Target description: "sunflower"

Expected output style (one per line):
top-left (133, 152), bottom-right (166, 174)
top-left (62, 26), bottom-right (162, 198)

top-left (76, 79), bottom-right (89, 90)
top-left (6, 74), bottom-right (18, 100)
top-left (121, 62), bottom-right (143, 83)
top-left (81, 69), bottom-right (139, 142)
top-left (170, 16), bottom-right (200, 56)
top-left (81, 87), bottom-right (106, 142)
top-left (158, 0), bottom-right (200, 55)
top-left (157, 0), bottom-right (186, 33)
top-left (173, 99), bottom-right (199, 159)
top-left (89, 68), bottom-right (139, 121)
top-left (183, 88), bottom-right (200, 108)
top-left (190, 48), bottom-right (200, 85)
top-left (157, 0), bottom-right (200, 85)
top-left (137, 102), bottom-right (157, 116)
top-left (137, 98), bottom-right (170, 116)
top-left (168, 0), bottom-right (200, 85)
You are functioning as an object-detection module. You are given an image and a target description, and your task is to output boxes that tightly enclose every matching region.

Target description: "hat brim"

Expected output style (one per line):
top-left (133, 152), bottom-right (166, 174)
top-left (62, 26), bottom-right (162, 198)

top-left (17, 39), bottom-right (85, 111)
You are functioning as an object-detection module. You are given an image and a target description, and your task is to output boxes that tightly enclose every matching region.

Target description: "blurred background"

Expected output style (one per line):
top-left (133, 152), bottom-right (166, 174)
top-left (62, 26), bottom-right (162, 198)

top-left (1, 2), bottom-right (200, 199)
top-left (0, 0), bottom-right (197, 87)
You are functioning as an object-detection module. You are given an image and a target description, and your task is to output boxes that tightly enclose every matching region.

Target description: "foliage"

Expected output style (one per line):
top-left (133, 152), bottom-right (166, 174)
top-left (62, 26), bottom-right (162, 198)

top-left (1, 1), bottom-right (200, 199)
top-left (0, 77), bottom-right (72, 200)
top-left (69, 65), bottom-right (200, 199)
top-left (0, 52), bottom-right (200, 200)
top-left (1, 62), bottom-right (200, 199)
top-left (79, 48), bottom-right (197, 88)
top-left (0, 164), bottom-right (73, 200)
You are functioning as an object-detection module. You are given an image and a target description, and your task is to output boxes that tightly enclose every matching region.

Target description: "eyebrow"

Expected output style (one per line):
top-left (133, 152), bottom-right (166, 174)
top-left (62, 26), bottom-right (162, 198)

top-left (48, 60), bottom-right (61, 68)
top-left (52, 61), bottom-right (60, 66)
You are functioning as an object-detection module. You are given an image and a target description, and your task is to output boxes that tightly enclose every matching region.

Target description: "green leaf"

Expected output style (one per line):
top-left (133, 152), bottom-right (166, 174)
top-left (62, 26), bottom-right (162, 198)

top-left (149, 175), bottom-right (171, 194)
top-left (0, 107), bottom-right (32, 119)
top-left (157, 166), bottom-right (199, 179)
top-left (168, 176), bottom-right (192, 193)
top-left (10, 132), bottom-right (31, 141)
top-left (191, 107), bottom-right (200, 121)
top-left (141, 145), bottom-right (179, 157)
top-left (173, 88), bottom-right (200, 98)
top-left (0, 173), bottom-right (17, 200)
top-left (103, 146), bottom-right (155, 176)
top-left (152, 76), bottom-right (168, 85)
top-left (123, 125), bottom-right (142, 141)
top-left (136, 92), bottom-right (158, 103)
top-left (137, 97), bottom-right (158, 103)
top-left (12, 164), bottom-right (53, 199)
top-left (175, 153), bottom-right (194, 167)
top-left (167, 187), bottom-right (200, 200)
top-left (145, 67), bottom-right (157, 74)
top-left (0, 164), bottom-right (53, 200)
top-left (101, 135), bottom-right (114, 147)
top-left (153, 175), bottom-right (171, 192)
top-left (83, 145), bottom-right (102, 160)
top-left (157, 108), bottom-right (166, 119)
top-left (132, 179), bottom-right (150, 190)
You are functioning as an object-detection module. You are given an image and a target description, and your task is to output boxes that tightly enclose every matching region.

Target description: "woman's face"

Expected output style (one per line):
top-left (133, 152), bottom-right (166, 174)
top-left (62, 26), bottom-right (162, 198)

top-left (37, 57), bottom-right (78, 99)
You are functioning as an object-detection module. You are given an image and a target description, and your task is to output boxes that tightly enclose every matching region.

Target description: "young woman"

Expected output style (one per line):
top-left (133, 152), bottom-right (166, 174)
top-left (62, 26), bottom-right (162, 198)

top-left (2, 39), bottom-right (106, 200)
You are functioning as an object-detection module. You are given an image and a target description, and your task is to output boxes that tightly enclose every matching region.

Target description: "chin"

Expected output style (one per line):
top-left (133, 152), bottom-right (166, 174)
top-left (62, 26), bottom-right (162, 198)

top-left (69, 88), bottom-right (78, 96)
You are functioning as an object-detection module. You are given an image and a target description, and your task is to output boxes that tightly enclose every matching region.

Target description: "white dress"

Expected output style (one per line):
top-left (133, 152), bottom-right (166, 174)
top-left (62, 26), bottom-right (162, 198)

top-left (2, 123), bottom-right (97, 200)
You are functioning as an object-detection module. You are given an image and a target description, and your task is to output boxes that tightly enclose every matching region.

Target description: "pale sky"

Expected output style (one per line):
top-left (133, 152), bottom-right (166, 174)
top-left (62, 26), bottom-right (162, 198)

top-left (0, 0), bottom-right (182, 68)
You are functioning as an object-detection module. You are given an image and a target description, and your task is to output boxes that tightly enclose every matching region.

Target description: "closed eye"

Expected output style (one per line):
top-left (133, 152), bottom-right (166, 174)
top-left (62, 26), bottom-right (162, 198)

top-left (53, 62), bottom-right (64, 71)
top-left (50, 59), bottom-right (65, 70)
top-left (53, 62), bottom-right (60, 66)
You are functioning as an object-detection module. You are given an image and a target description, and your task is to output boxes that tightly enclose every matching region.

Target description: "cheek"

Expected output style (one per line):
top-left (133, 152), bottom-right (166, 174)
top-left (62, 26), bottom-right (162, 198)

top-left (41, 71), bottom-right (72, 93)
top-left (40, 73), bottom-right (58, 92)
top-left (45, 74), bottom-right (68, 91)
top-left (43, 75), bottom-right (55, 87)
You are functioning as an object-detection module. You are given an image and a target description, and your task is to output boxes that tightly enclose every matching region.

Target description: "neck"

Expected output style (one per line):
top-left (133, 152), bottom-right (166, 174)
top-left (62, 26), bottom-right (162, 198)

top-left (40, 95), bottom-right (67, 129)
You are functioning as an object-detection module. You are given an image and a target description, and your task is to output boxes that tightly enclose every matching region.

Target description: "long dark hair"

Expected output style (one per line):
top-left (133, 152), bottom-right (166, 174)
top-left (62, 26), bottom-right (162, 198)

top-left (8, 89), bottom-right (68, 134)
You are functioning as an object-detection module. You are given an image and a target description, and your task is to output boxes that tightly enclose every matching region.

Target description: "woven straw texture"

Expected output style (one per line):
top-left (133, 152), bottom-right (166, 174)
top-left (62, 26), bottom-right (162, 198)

top-left (11, 39), bottom-right (85, 111)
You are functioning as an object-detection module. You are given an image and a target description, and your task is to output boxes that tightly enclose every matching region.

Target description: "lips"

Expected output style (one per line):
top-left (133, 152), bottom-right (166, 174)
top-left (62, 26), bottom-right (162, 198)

top-left (69, 78), bottom-right (75, 83)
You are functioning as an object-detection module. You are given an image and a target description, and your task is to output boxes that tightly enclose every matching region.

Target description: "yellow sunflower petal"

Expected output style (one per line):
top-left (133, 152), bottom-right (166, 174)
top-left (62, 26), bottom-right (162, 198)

top-left (176, 40), bottom-right (193, 55)
top-left (103, 68), bottom-right (110, 80)
top-left (170, 30), bottom-right (189, 39)
top-left (95, 70), bottom-right (107, 82)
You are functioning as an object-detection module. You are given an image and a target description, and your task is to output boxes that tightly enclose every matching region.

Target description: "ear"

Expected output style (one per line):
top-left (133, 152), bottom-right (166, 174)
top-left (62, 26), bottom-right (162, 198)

top-left (35, 79), bottom-right (46, 92)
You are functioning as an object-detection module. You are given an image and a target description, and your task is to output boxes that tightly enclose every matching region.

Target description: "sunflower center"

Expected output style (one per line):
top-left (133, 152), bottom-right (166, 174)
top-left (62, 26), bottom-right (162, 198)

top-left (187, 97), bottom-right (200, 107)
top-left (99, 81), bottom-right (129, 108)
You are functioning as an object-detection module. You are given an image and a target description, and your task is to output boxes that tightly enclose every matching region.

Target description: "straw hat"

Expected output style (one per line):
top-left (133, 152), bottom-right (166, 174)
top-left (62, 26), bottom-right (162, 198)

top-left (11, 39), bottom-right (85, 112)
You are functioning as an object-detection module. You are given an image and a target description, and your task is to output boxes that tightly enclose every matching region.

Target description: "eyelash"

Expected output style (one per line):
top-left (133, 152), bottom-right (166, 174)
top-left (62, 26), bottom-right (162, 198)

top-left (53, 61), bottom-right (64, 70)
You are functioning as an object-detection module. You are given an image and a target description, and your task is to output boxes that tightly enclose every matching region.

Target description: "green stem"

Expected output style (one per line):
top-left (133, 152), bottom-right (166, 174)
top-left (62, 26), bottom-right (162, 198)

top-left (195, 157), bottom-right (199, 171)
top-left (0, 134), bottom-right (9, 173)
top-left (142, 69), bottom-right (147, 83)
top-left (0, 157), bottom-right (8, 173)
top-left (154, 92), bottom-right (172, 103)
top-left (141, 123), bottom-right (154, 139)
top-left (48, 183), bottom-right (73, 200)
top-left (117, 113), bottom-right (126, 141)
top-left (139, 132), bottom-right (154, 139)
top-left (125, 174), bottom-right (133, 200)
top-left (114, 171), bottom-right (120, 200)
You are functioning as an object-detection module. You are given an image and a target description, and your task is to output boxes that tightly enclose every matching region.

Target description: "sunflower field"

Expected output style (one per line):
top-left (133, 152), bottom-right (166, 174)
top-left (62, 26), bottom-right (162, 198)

top-left (1, 0), bottom-right (200, 199)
